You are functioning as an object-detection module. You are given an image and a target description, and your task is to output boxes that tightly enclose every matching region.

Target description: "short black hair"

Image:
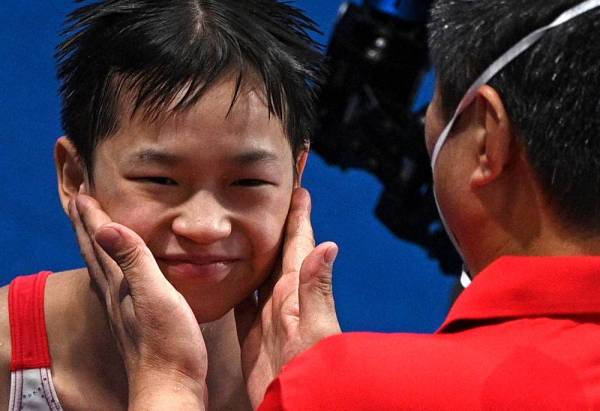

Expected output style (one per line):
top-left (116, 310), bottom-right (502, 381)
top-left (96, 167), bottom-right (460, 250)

top-left (56, 0), bottom-right (324, 170)
top-left (428, 0), bottom-right (600, 233)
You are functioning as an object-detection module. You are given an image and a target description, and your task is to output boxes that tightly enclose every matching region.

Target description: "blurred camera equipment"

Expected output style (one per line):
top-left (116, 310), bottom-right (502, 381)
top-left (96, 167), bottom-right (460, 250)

top-left (313, 0), bottom-right (462, 275)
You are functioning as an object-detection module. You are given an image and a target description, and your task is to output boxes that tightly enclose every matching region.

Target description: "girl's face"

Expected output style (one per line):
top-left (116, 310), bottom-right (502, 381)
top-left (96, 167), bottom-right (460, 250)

top-left (88, 77), bottom-right (304, 322)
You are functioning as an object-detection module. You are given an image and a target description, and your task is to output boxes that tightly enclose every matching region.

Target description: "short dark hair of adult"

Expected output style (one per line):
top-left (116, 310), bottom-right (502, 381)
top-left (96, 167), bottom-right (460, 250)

top-left (428, 0), bottom-right (600, 233)
top-left (56, 0), bottom-right (324, 173)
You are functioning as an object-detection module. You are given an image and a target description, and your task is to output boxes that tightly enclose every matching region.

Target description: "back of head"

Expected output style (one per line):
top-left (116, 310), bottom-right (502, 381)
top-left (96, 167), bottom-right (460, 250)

top-left (57, 0), bottom-right (323, 170)
top-left (428, 0), bottom-right (600, 234)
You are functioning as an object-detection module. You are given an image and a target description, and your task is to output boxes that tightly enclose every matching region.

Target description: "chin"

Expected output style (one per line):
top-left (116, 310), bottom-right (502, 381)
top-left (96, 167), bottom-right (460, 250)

top-left (169, 285), bottom-right (235, 323)
top-left (190, 303), bottom-right (233, 324)
top-left (172, 279), bottom-right (255, 324)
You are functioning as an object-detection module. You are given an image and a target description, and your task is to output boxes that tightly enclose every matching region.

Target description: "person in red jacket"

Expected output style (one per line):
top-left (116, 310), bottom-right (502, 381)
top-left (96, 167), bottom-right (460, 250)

top-left (72, 0), bottom-right (600, 409)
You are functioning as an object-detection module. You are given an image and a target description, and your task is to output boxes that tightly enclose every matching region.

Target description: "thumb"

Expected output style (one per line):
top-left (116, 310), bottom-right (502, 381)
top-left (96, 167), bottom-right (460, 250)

top-left (95, 223), bottom-right (168, 292)
top-left (298, 242), bottom-right (341, 335)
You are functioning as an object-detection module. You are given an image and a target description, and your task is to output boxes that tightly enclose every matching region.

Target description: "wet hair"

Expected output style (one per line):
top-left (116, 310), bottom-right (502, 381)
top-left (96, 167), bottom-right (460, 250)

top-left (56, 0), bottom-right (324, 170)
top-left (428, 0), bottom-right (600, 232)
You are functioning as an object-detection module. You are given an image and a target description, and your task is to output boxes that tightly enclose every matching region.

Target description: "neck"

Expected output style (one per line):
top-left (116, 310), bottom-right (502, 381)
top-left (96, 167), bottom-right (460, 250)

top-left (462, 160), bottom-right (600, 275)
top-left (202, 311), bottom-right (252, 409)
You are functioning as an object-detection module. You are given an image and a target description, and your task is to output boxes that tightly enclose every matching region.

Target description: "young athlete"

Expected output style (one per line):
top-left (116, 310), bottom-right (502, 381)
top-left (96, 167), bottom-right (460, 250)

top-left (0, 1), bottom-right (324, 409)
top-left (74, 0), bottom-right (600, 410)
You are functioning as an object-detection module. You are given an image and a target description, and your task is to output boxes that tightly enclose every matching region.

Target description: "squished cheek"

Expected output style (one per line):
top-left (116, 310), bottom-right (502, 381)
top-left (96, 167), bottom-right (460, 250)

top-left (244, 197), bottom-right (291, 275)
top-left (246, 214), bottom-right (286, 259)
top-left (99, 199), bottom-right (163, 244)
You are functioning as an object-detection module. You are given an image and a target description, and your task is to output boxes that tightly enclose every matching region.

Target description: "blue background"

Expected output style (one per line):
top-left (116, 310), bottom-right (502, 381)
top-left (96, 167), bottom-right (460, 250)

top-left (0, 0), bottom-right (454, 333)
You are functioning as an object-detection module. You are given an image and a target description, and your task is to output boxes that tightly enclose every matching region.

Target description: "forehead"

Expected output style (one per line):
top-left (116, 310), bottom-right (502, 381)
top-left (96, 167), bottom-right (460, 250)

top-left (97, 76), bottom-right (292, 163)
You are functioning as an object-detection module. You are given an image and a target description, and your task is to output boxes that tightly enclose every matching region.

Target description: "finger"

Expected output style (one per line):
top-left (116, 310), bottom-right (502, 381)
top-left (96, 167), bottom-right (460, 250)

top-left (298, 241), bottom-right (341, 334)
top-left (73, 196), bottom-right (134, 330)
top-left (75, 194), bottom-right (131, 305)
top-left (76, 195), bottom-right (161, 292)
top-left (86, 228), bottom-right (133, 328)
top-left (233, 294), bottom-right (259, 347)
top-left (68, 198), bottom-right (108, 295)
top-left (94, 223), bottom-right (173, 296)
top-left (95, 224), bottom-right (174, 335)
top-left (75, 194), bottom-right (111, 231)
top-left (281, 188), bottom-right (315, 278)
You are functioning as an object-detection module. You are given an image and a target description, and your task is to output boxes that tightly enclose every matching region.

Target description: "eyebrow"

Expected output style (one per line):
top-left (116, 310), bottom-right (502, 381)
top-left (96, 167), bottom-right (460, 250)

top-left (125, 148), bottom-right (280, 167)
top-left (232, 149), bottom-right (280, 165)
top-left (126, 149), bottom-right (182, 166)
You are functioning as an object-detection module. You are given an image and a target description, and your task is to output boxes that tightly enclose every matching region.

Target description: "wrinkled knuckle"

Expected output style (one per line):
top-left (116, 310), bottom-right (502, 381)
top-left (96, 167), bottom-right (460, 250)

top-left (286, 214), bottom-right (302, 235)
top-left (116, 245), bottom-right (145, 272)
top-left (289, 211), bottom-right (309, 231)
top-left (311, 275), bottom-right (333, 297)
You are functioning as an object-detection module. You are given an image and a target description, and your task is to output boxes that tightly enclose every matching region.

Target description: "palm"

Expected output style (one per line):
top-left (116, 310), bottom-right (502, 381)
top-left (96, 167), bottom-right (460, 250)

top-left (235, 189), bottom-right (341, 409)
top-left (239, 272), bottom-right (301, 408)
top-left (70, 195), bottom-right (208, 392)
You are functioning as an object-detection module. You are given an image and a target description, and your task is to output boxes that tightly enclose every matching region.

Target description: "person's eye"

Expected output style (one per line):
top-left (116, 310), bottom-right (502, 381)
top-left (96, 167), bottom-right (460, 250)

top-left (233, 179), bottom-right (272, 187)
top-left (135, 176), bottom-right (178, 186)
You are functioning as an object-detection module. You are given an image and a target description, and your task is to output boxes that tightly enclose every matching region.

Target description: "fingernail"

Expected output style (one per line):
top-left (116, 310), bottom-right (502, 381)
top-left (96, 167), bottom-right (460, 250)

top-left (95, 226), bottom-right (122, 255)
top-left (324, 246), bottom-right (338, 266)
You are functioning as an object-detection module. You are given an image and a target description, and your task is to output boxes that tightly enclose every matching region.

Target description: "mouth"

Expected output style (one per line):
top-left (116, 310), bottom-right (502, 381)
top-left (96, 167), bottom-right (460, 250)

top-left (156, 255), bottom-right (239, 280)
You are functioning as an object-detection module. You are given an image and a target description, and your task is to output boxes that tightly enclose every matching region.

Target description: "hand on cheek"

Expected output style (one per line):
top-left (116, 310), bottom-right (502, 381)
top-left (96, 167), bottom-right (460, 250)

top-left (68, 194), bottom-right (209, 410)
top-left (234, 187), bottom-right (342, 409)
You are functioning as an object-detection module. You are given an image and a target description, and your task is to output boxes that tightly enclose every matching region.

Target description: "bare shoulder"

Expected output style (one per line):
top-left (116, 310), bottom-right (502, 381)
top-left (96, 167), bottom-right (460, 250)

top-left (0, 269), bottom-right (89, 409)
top-left (0, 271), bottom-right (79, 409)
top-left (0, 283), bottom-right (12, 409)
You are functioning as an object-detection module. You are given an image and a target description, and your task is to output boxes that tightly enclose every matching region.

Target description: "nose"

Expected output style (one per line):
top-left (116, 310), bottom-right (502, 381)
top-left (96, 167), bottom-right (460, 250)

top-left (171, 191), bottom-right (232, 244)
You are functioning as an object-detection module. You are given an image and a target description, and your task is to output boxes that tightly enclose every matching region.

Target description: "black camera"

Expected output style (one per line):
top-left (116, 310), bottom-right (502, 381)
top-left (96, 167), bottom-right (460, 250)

top-left (313, 2), bottom-right (461, 275)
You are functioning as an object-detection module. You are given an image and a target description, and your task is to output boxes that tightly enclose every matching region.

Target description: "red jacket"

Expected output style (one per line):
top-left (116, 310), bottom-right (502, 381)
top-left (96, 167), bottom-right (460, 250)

top-left (260, 256), bottom-right (600, 410)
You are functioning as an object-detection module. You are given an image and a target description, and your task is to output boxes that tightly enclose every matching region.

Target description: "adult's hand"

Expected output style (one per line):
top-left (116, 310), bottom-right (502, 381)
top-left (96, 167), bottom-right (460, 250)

top-left (69, 194), bottom-right (208, 410)
top-left (235, 188), bottom-right (342, 409)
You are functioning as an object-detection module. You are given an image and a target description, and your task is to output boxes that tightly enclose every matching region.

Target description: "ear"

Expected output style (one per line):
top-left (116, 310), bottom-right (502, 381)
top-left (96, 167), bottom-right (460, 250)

top-left (294, 144), bottom-right (310, 187)
top-left (469, 85), bottom-right (514, 189)
top-left (54, 136), bottom-right (87, 214)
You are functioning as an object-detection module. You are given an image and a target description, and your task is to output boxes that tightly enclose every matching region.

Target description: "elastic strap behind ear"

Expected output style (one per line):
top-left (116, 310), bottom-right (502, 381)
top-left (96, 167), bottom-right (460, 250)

top-left (430, 0), bottom-right (600, 274)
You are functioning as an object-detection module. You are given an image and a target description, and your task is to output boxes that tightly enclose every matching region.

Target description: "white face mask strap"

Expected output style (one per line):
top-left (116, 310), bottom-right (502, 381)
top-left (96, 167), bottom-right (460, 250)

top-left (431, 0), bottom-right (600, 169)
top-left (429, 0), bottom-right (600, 285)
